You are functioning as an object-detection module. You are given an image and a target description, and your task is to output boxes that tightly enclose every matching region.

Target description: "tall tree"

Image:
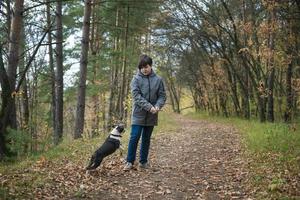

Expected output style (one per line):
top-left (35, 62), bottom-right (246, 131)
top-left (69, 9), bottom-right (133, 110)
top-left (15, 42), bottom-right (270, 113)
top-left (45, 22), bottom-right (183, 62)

top-left (118, 5), bottom-right (130, 121)
top-left (284, 0), bottom-right (299, 122)
top-left (90, 1), bottom-right (102, 136)
top-left (47, 0), bottom-right (56, 134)
top-left (74, 0), bottom-right (92, 139)
top-left (107, 7), bottom-right (120, 128)
top-left (0, 0), bottom-right (24, 159)
top-left (5, 0), bottom-right (11, 40)
top-left (18, 17), bottom-right (29, 134)
top-left (54, 0), bottom-right (64, 144)
top-left (0, 45), bottom-right (11, 159)
top-left (266, 1), bottom-right (276, 122)
top-left (7, 0), bottom-right (25, 129)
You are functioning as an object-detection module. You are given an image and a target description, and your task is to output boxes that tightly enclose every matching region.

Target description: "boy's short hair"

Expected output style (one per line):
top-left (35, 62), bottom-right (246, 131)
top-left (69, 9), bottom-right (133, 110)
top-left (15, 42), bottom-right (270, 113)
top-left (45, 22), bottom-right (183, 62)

top-left (138, 54), bottom-right (152, 69)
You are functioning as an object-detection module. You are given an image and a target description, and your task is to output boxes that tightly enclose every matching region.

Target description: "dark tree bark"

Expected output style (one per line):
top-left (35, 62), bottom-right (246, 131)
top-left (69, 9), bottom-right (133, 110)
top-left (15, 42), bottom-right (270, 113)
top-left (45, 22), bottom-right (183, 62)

top-left (230, 71), bottom-right (241, 116)
top-left (0, 46), bottom-right (12, 160)
top-left (90, 2), bottom-right (101, 137)
top-left (285, 61), bottom-right (293, 122)
top-left (241, 0), bottom-right (250, 119)
top-left (0, 0), bottom-right (24, 159)
top-left (267, 68), bottom-right (275, 122)
top-left (54, 0), bottom-right (64, 144)
top-left (7, 0), bottom-right (24, 129)
top-left (46, 0), bottom-right (56, 134)
top-left (5, 0), bottom-right (11, 41)
top-left (107, 8), bottom-right (120, 128)
top-left (119, 5), bottom-right (129, 121)
top-left (165, 54), bottom-right (181, 113)
top-left (284, 1), bottom-right (298, 123)
top-left (170, 83), bottom-right (181, 113)
top-left (267, 2), bottom-right (276, 122)
top-left (74, 0), bottom-right (92, 139)
top-left (19, 20), bottom-right (29, 139)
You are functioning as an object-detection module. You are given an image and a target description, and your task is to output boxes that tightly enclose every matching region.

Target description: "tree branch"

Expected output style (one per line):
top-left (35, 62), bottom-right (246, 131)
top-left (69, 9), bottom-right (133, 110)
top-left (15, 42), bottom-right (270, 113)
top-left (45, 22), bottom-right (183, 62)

top-left (15, 22), bottom-right (54, 92)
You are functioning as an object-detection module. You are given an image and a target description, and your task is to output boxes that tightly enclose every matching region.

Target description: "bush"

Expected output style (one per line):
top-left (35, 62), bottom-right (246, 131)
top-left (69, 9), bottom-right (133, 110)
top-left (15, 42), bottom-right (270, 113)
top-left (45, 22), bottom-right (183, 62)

top-left (6, 128), bottom-right (32, 157)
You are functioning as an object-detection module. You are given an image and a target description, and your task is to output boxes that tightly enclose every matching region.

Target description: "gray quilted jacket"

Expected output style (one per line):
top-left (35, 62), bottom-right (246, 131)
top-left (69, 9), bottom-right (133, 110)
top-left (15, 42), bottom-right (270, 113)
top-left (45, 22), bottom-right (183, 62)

top-left (131, 70), bottom-right (166, 126)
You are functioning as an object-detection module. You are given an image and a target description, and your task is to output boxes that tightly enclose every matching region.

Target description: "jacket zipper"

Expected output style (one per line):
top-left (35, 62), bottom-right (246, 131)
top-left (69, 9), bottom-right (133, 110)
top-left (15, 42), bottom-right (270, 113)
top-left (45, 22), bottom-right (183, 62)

top-left (144, 76), bottom-right (151, 125)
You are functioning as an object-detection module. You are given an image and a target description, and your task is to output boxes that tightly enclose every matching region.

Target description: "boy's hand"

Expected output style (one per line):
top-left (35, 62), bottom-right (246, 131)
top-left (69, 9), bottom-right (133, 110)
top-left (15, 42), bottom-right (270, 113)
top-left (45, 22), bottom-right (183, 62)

top-left (155, 106), bottom-right (160, 112)
top-left (150, 106), bottom-right (158, 114)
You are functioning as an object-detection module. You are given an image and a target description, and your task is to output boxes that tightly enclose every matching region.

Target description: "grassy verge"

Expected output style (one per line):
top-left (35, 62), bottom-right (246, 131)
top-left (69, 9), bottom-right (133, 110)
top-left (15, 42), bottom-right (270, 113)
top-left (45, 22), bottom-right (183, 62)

top-left (185, 111), bottom-right (300, 199)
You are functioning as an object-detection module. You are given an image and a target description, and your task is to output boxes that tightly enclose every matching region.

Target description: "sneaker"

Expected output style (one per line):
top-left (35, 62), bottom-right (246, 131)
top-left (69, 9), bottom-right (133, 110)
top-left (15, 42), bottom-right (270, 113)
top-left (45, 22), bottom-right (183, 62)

top-left (123, 162), bottom-right (133, 171)
top-left (139, 162), bottom-right (149, 169)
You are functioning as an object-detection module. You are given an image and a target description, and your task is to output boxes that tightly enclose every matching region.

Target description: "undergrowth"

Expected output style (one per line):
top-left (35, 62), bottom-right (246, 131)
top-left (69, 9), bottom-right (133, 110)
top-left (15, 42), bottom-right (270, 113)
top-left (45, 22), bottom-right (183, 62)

top-left (0, 111), bottom-right (177, 172)
top-left (185, 111), bottom-right (300, 199)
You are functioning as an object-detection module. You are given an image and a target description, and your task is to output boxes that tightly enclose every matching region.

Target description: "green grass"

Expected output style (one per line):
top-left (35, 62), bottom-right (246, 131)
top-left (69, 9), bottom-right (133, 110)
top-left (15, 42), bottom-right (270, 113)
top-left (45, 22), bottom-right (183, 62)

top-left (185, 111), bottom-right (300, 157)
top-left (185, 111), bottom-right (300, 199)
top-left (156, 109), bottom-right (180, 132)
top-left (0, 135), bottom-right (102, 172)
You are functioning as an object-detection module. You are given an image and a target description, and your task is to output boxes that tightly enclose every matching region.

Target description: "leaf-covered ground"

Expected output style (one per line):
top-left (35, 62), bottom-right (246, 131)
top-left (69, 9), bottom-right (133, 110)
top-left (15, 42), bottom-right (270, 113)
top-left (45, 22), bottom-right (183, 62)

top-left (1, 114), bottom-right (299, 199)
top-left (86, 115), bottom-right (250, 200)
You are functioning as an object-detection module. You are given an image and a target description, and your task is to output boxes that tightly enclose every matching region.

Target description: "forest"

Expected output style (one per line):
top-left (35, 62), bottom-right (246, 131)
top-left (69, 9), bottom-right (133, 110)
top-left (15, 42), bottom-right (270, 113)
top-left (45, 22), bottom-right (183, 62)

top-left (0, 0), bottom-right (299, 199)
top-left (1, 0), bottom-right (299, 159)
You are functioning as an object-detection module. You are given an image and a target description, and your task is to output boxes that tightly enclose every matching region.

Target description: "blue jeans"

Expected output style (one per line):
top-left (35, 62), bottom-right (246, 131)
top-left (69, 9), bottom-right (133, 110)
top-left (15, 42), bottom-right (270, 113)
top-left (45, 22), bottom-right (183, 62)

top-left (126, 125), bottom-right (154, 164)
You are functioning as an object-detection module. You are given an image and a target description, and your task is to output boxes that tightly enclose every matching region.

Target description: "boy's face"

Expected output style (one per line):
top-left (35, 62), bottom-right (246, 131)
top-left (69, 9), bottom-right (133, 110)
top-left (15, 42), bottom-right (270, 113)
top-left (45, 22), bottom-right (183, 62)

top-left (140, 64), bottom-right (152, 76)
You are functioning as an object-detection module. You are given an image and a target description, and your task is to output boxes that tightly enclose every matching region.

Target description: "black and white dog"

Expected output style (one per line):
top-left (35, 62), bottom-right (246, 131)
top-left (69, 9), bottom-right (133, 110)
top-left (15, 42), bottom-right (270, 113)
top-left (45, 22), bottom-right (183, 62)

top-left (86, 124), bottom-right (125, 170)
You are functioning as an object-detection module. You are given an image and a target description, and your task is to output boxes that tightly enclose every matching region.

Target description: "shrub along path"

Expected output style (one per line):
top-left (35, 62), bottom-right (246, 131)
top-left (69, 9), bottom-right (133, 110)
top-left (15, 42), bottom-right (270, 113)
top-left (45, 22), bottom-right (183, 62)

top-left (1, 114), bottom-right (252, 199)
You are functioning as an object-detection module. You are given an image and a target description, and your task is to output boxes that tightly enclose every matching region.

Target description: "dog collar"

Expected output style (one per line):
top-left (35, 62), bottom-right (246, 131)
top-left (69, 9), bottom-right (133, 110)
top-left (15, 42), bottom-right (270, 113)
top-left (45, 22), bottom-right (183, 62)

top-left (109, 135), bottom-right (121, 141)
top-left (111, 134), bottom-right (122, 137)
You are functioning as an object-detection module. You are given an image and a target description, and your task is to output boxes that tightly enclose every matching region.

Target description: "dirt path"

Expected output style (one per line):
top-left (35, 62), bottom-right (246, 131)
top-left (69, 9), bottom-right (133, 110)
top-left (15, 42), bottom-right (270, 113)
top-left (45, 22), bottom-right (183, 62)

top-left (81, 115), bottom-right (251, 200)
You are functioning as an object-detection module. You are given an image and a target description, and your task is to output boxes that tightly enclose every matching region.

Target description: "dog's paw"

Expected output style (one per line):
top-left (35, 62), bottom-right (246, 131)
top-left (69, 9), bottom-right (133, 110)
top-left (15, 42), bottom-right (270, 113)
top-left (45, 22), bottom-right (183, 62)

top-left (85, 163), bottom-right (96, 170)
top-left (85, 169), bottom-right (98, 176)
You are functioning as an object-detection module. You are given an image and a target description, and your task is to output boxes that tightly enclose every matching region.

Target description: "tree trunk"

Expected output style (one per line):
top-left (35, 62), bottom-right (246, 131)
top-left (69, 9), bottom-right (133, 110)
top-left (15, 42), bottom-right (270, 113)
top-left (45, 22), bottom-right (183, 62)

top-left (20, 73), bottom-right (29, 131)
top-left (101, 92), bottom-right (106, 131)
top-left (166, 82), bottom-right (176, 112)
top-left (90, 2), bottom-right (101, 137)
top-left (284, 3), bottom-right (296, 123)
top-left (231, 73), bottom-right (241, 116)
top-left (17, 21), bottom-right (30, 154)
top-left (239, 58), bottom-right (250, 119)
top-left (7, 0), bottom-right (24, 130)
top-left (0, 46), bottom-right (12, 159)
top-left (46, 0), bottom-right (56, 133)
top-left (54, 0), bottom-right (64, 144)
top-left (0, 0), bottom-right (24, 159)
top-left (219, 93), bottom-right (228, 117)
top-left (169, 79), bottom-right (180, 113)
top-left (258, 95), bottom-right (266, 122)
top-left (19, 19), bottom-right (29, 131)
top-left (119, 5), bottom-right (129, 121)
top-left (267, 67), bottom-right (275, 122)
top-left (267, 3), bottom-right (276, 122)
top-left (108, 8), bottom-right (120, 128)
top-left (5, 0), bottom-right (11, 40)
top-left (285, 59), bottom-right (293, 122)
top-left (241, 0), bottom-right (250, 119)
top-left (30, 62), bottom-right (38, 152)
top-left (74, 0), bottom-right (92, 139)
